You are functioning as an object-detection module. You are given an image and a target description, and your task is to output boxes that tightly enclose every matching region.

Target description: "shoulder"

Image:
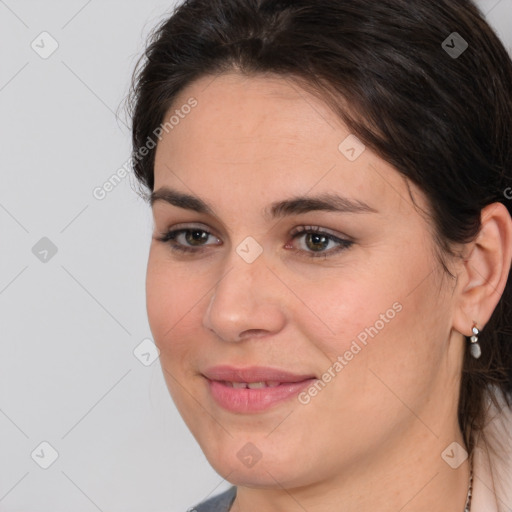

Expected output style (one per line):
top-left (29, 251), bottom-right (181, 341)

top-left (189, 486), bottom-right (237, 512)
top-left (472, 387), bottom-right (512, 512)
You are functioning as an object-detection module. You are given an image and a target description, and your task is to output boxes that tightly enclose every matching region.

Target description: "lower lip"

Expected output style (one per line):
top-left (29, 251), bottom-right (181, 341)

top-left (206, 378), bottom-right (316, 413)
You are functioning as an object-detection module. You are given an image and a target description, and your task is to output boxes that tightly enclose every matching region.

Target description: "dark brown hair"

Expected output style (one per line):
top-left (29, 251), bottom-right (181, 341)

top-left (127, 0), bottom-right (512, 455)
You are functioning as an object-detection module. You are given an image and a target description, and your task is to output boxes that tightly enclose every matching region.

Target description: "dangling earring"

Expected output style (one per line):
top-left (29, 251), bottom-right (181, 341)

top-left (469, 324), bottom-right (481, 359)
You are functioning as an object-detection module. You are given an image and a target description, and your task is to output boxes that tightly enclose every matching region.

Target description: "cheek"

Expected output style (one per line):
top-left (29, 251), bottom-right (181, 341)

top-left (291, 268), bottom-right (400, 355)
top-left (297, 253), bottom-right (443, 392)
top-left (145, 251), bottom-right (200, 361)
top-left (146, 256), bottom-right (203, 417)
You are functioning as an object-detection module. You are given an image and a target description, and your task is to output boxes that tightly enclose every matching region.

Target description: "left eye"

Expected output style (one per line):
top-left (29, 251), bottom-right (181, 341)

top-left (288, 227), bottom-right (353, 257)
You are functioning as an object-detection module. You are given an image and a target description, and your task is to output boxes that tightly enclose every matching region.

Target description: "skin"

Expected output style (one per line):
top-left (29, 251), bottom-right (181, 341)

top-left (146, 72), bottom-right (512, 512)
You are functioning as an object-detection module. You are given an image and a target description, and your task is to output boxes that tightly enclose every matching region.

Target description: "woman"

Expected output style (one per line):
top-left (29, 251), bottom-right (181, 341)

top-left (127, 0), bottom-right (512, 510)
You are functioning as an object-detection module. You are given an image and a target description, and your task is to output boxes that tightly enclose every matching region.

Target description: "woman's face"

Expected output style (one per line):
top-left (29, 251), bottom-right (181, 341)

top-left (147, 72), bottom-right (465, 488)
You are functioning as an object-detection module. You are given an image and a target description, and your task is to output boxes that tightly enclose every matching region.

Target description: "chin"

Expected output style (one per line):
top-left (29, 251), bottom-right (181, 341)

top-left (202, 444), bottom-right (309, 489)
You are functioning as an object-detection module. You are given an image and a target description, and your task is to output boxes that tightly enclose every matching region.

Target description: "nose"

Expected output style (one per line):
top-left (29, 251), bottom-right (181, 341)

top-left (202, 248), bottom-right (287, 343)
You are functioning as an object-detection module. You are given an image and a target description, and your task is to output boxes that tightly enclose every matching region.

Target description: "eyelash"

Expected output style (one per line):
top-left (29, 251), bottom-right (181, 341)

top-left (154, 225), bottom-right (354, 259)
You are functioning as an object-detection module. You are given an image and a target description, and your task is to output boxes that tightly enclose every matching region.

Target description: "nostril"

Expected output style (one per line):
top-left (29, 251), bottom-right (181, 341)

top-left (238, 329), bottom-right (270, 340)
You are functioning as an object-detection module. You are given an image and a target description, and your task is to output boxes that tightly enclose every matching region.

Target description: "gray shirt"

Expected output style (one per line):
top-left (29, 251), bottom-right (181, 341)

top-left (192, 487), bottom-right (237, 512)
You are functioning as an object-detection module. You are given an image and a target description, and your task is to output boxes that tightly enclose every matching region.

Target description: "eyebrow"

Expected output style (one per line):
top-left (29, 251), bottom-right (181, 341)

top-left (150, 186), bottom-right (378, 219)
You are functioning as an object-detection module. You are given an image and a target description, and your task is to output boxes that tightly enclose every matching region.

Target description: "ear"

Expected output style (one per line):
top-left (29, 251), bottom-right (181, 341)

top-left (452, 202), bottom-right (512, 337)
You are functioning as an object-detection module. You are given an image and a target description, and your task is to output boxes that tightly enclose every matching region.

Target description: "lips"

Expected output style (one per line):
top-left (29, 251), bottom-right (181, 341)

top-left (202, 365), bottom-right (316, 384)
top-left (202, 365), bottom-right (317, 413)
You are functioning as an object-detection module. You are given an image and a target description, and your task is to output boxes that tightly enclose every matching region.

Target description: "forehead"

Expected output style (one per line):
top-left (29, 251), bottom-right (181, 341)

top-left (153, 72), bottom-right (426, 219)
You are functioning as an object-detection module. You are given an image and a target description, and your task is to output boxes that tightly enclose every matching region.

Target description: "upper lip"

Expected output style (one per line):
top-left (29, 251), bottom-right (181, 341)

top-left (202, 365), bottom-right (316, 383)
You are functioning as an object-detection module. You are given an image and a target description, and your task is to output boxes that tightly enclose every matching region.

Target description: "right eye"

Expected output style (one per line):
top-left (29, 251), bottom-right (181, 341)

top-left (154, 226), bottom-right (222, 254)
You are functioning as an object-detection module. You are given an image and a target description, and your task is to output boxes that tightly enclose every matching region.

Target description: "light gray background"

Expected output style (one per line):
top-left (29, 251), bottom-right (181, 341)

top-left (0, 1), bottom-right (511, 511)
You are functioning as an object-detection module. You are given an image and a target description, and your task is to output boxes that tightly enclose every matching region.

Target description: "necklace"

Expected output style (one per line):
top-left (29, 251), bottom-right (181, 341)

top-left (464, 458), bottom-right (473, 512)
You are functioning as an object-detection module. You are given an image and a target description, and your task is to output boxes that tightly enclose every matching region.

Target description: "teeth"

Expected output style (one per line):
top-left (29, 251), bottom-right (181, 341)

top-left (222, 381), bottom-right (282, 388)
top-left (247, 381), bottom-right (266, 389)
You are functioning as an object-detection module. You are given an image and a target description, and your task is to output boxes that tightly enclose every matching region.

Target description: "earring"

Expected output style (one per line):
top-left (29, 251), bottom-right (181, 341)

top-left (469, 324), bottom-right (481, 359)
